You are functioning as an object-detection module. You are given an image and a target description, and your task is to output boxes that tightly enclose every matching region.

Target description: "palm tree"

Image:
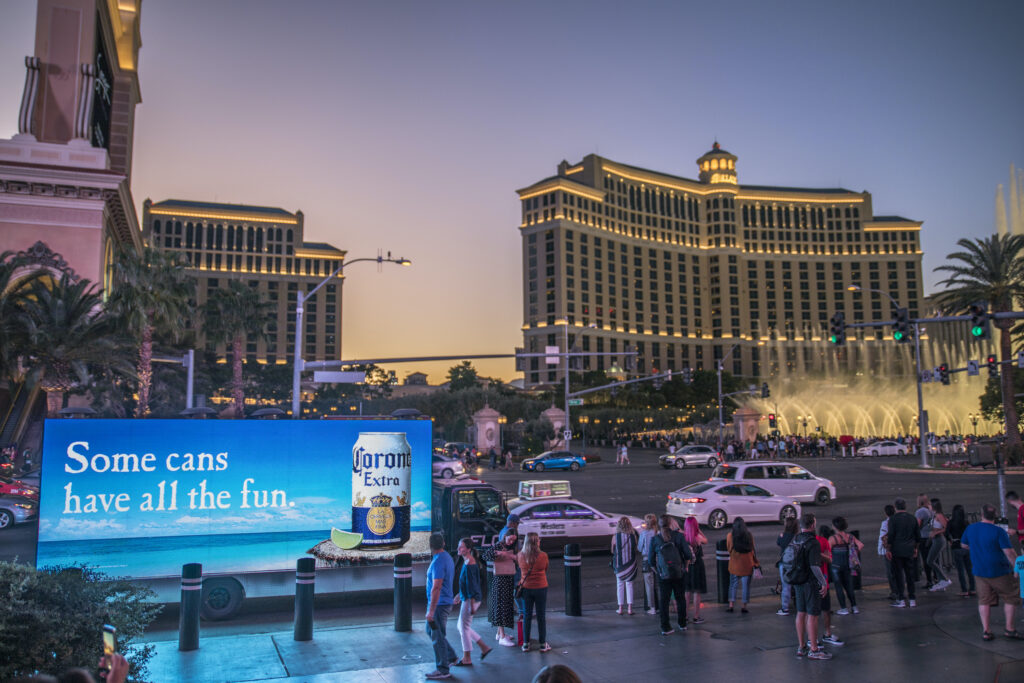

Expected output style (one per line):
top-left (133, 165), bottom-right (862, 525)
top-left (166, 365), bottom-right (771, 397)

top-left (0, 251), bottom-right (42, 382)
top-left (202, 279), bottom-right (274, 418)
top-left (13, 275), bottom-right (133, 417)
top-left (107, 246), bottom-right (194, 418)
top-left (934, 234), bottom-right (1024, 445)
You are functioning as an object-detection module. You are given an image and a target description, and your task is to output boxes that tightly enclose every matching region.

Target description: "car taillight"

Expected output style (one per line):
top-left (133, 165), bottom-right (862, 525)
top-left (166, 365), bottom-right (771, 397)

top-left (681, 497), bottom-right (706, 504)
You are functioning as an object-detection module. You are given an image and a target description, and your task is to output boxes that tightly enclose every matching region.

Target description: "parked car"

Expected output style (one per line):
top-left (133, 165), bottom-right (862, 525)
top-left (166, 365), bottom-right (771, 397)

top-left (856, 440), bottom-right (907, 457)
top-left (432, 453), bottom-right (466, 480)
top-left (520, 451), bottom-right (586, 473)
top-left (709, 461), bottom-right (836, 505)
top-left (0, 475), bottom-right (39, 500)
top-left (658, 445), bottom-right (721, 469)
top-left (0, 493), bottom-right (38, 530)
top-left (666, 481), bottom-right (801, 530)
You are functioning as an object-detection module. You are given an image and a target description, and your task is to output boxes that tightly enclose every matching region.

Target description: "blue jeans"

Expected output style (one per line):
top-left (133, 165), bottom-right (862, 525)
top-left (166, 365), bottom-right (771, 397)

top-left (729, 574), bottom-right (750, 604)
top-left (832, 565), bottom-right (857, 608)
top-left (953, 547), bottom-right (976, 593)
top-left (522, 587), bottom-right (548, 645)
top-left (427, 603), bottom-right (457, 673)
top-left (780, 574), bottom-right (792, 611)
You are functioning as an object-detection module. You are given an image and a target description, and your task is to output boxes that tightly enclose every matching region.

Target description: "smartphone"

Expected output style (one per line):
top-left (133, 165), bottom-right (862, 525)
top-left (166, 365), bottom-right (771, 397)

top-left (103, 624), bottom-right (116, 656)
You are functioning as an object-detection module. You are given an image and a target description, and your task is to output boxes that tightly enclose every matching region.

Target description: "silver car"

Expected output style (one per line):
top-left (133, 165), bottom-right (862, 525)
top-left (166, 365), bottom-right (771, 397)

top-left (0, 494), bottom-right (38, 530)
top-left (659, 445), bottom-right (721, 469)
top-left (432, 454), bottom-right (466, 479)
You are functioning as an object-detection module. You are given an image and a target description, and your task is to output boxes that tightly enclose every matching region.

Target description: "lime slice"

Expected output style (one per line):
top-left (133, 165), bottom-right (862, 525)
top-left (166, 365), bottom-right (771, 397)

top-left (331, 528), bottom-right (363, 549)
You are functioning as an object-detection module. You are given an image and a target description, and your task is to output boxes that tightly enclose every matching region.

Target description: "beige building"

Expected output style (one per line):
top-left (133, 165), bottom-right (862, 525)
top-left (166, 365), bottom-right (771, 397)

top-left (518, 144), bottom-right (924, 387)
top-left (142, 199), bottom-right (346, 364)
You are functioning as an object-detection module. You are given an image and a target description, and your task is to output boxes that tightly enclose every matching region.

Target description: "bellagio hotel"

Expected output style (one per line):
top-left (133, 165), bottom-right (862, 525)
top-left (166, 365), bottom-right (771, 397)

top-left (518, 143), bottom-right (923, 388)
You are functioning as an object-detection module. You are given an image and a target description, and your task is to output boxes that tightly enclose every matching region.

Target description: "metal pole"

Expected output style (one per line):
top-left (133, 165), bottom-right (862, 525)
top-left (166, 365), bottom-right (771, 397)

top-left (717, 360), bottom-right (724, 448)
top-left (915, 322), bottom-right (927, 467)
top-left (185, 349), bottom-right (195, 410)
top-left (292, 290), bottom-right (304, 418)
top-left (564, 323), bottom-right (570, 451)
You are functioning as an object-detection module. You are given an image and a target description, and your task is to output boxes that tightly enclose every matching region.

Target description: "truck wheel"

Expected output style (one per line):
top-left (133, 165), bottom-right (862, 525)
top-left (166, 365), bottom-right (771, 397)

top-left (200, 578), bottom-right (244, 620)
top-left (0, 509), bottom-right (12, 530)
top-left (441, 468), bottom-right (453, 479)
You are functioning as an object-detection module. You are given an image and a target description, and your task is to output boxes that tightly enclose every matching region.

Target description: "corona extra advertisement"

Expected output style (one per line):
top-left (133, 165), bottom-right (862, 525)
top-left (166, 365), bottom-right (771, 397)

top-left (36, 419), bottom-right (431, 577)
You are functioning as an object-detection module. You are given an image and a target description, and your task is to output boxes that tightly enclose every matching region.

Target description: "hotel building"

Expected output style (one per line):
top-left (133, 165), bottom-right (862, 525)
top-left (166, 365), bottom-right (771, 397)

top-left (517, 144), bottom-right (924, 387)
top-left (142, 199), bottom-right (346, 364)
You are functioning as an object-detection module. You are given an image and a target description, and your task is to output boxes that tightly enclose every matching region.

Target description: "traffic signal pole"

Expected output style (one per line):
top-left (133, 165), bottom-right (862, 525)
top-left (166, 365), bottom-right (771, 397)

top-left (914, 322), bottom-right (927, 468)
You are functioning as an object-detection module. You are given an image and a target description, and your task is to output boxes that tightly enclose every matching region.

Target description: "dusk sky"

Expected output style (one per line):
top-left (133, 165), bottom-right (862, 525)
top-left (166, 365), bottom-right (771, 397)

top-left (1, 0), bottom-right (1022, 383)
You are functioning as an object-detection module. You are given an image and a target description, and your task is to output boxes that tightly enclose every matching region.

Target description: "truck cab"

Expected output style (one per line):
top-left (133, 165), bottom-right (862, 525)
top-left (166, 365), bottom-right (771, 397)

top-left (431, 477), bottom-right (509, 551)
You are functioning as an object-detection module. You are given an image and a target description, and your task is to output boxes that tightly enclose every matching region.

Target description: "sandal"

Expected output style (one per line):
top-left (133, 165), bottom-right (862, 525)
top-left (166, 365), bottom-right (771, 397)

top-left (982, 631), bottom-right (995, 641)
top-left (1004, 630), bottom-right (1024, 640)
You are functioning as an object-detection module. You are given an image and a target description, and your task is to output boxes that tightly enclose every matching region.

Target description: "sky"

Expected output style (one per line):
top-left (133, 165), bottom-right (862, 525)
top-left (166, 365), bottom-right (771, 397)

top-left (1, 0), bottom-right (1022, 383)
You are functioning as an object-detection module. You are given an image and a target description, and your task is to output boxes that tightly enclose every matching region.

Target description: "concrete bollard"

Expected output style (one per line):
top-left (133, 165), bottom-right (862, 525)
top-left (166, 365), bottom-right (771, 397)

top-left (564, 543), bottom-right (582, 616)
top-left (715, 539), bottom-right (729, 603)
top-left (394, 553), bottom-right (413, 632)
top-left (294, 557), bottom-right (316, 641)
top-left (178, 563), bottom-right (202, 651)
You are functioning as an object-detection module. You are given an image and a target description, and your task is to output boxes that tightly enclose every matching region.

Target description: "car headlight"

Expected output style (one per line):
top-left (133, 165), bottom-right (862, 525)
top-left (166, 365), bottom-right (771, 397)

top-left (14, 503), bottom-right (34, 510)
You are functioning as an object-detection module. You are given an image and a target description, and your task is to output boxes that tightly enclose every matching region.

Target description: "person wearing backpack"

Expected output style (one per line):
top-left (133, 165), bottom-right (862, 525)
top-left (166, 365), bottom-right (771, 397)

top-left (648, 514), bottom-right (694, 635)
top-left (726, 518), bottom-right (759, 613)
top-left (787, 513), bottom-right (831, 660)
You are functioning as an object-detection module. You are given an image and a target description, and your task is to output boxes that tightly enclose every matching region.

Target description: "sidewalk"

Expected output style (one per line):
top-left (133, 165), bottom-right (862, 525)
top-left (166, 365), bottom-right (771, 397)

top-left (144, 584), bottom-right (1024, 682)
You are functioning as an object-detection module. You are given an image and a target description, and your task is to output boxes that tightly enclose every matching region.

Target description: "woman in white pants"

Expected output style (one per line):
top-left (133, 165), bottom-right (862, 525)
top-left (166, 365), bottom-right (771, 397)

top-left (611, 517), bottom-right (640, 614)
top-left (453, 538), bottom-right (492, 666)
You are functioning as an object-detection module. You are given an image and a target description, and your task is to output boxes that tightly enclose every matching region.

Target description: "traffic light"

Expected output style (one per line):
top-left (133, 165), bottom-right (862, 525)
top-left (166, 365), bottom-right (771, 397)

top-left (682, 367), bottom-right (693, 384)
top-left (761, 382), bottom-right (770, 398)
top-left (828, 312), bottom-right (846, 346)
top-left (968, 302), bottom-right (990, 340)
top-left (893, 308), bottom-right (912, 343)
top-left (939, 364), bottom-right (950, 385)
top-left (768, 413), bottom-right (777, 429)
top-left (987, 354), bottom-right (998, 377)
top-left (652, 371), bottom-right (663, 390)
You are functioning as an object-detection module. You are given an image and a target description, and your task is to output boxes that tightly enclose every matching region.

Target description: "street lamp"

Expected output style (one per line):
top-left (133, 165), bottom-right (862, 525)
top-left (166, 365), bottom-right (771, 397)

top-left (579, 415), bottom-right (589, 449)
top-left (498, 415), bottom-right (507, 450)
top-left (848, 283), bottom-right (927, 467)
top-left (969, 412), bottom-right (979, 435)
top-left (291, 253), bottom-right (410, 418)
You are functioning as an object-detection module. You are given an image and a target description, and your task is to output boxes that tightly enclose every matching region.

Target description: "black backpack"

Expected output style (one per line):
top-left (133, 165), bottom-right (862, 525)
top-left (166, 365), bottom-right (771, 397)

top-left (656, 537), bottom-right (684, 580)
top-left (782, 536), bottom-right (812, 585)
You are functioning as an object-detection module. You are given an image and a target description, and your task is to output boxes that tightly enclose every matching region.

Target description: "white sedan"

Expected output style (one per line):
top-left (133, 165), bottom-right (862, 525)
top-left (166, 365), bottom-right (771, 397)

top-left (856, 440), bottom-right (908, 457)
top-left (509, 497), bottom-right (643, 552)
top-left (666, 481), bottom-right (801, 530)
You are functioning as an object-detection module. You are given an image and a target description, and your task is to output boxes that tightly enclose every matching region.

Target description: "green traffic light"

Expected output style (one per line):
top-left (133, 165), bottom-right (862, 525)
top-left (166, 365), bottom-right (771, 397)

top-left (971, 325), bottom-right (984, 337)
top-left (829, 334), bottom-right (837, 344)
top-left (893, 330), bottom-right (904, 341)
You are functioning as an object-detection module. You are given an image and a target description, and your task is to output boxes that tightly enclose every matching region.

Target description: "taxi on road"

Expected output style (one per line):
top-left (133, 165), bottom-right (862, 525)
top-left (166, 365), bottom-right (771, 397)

top-left (508, 480), bottom-right (642, 552)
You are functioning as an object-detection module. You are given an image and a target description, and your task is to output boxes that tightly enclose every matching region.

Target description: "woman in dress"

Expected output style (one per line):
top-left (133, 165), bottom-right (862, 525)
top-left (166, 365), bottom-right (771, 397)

top-left (726, 517), bottom-right (758, 613)
top-left (611, 516), bottom-right (639, 615)
top-left (683, 516), bottom-right (708, 623)
top-left (452, 538), bottom-right (492, 666)
top-left (481, 532), bottom-right (517, 646)
top-left (517, 532), bottom-right (551, 652)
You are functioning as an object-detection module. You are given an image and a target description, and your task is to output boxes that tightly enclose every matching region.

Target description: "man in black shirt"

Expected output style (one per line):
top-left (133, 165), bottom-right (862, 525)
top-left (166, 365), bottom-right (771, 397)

top-left (884, 497), bottom-right (919, 607)
top-left (792, 513), bottom-right (831, 660)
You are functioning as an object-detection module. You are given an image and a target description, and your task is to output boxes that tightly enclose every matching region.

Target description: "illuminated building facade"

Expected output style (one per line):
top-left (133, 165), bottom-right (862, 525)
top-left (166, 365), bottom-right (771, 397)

top-left (518, 144), bottom-right (924, 387)
top-left (142, 199), bottom-right (346, 364)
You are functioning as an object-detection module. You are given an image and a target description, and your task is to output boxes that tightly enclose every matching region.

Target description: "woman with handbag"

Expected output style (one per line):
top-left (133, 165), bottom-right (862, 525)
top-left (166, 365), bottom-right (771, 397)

top-left (611, 516), bottom-right (640, 615)
top-left (517, 532), bottom-right (551, 652)
top-left (453, 538), bottom-right (492, 666)
top-left (726, 517), bottom-right (759, 613)
top-left (683, 516), bottom-right (708, 623)
top-left (481, 533), bottom-right (518, 646)
top-left (828, 516), bottom-right (864, 614)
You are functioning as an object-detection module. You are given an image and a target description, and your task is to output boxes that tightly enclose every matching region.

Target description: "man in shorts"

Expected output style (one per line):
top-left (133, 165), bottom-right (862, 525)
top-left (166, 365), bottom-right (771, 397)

top-left (961, 503), bottom-right (1022, 641)
top-left (791, 513), bottom-right (831, 660)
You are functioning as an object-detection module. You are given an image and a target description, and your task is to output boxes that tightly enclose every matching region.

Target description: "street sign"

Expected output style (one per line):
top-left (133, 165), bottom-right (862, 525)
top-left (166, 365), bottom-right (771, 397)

top-left (567, 398), bottom-right (583, 406)
top-left (562, 429), bottom-right (572, 441)
top-left (545, 345), bottom-right (560, 365)
top-left (312, 371), bottom-right (366, 384)
top-left (967, 360), bottom-right (979, 376)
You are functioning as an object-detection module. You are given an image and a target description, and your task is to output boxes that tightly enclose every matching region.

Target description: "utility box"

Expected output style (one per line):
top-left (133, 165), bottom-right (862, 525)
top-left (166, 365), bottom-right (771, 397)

top-left (968, 443), bottom-right (995, 467)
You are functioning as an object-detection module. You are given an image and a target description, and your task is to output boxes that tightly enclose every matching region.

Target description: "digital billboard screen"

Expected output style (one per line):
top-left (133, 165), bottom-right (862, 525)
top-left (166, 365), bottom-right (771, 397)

top-left (36, 419), bottom-right (432, 578)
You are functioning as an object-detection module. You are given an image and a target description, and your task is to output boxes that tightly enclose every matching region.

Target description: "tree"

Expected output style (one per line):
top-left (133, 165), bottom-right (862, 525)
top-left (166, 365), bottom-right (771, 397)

top-left (934, 234), bottom-right (1024, 446)
top-left (13, 275), bottom-right (132, 416)
top-left (107, 246), bottom-right (194, 418)
top-left (202, 279), bottom-right (275, 418)
top-left (447, 361), bottom-right (480, 391)
top-left (0, 251), bottom-right (36, 381)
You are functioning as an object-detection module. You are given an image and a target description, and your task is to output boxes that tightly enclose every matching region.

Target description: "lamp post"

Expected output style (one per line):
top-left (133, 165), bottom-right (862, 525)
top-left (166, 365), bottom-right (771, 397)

top-left (579, 415), bottom-right (588, 450)
top-left (498, 415), bottom-right (507, 451)
top-left (717, 344), bottom-right (739, 448)
top-left (291, 253), bottom-right (410, 418)
top-left (848, 284), bottom-right (927, 467)
top-left (969, 412), bottom-right (979, 435)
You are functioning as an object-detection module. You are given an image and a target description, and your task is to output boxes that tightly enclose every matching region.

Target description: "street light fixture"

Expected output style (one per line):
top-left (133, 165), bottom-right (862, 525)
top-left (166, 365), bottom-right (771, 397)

top-left (291, 253), bottom-right (411, 418)
top-left (848, 283), bottom-right (927, 467)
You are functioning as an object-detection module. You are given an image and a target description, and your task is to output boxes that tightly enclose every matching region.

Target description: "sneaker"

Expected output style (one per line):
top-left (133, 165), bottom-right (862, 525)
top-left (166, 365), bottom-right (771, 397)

top-left (498, 636), bottom-right (516, 647)
top-left (939, 579), bottom-right (952, 590)
top-left (661, 629), bottom-right (675, 635)
top-left (852, 606), bottom-right (860, 614)
top-left (692, 616), bottom-right (705, 624)
top-left (539, 642), bottom-right (552, 653)
top-left (891, 600), bottom-right (906, 608)
top-left (835, 608), bottom-right (850, 615)
top-left (677, 625), bottom-right (688, 632)
top-left (796, 647), bottom-right (808, 657)
top-left (425, 672), bottom-right (453, 680)
top-left (521, 644), bottom-right (530, 652)
top-left (646, 608), bottom-right (657, 615)
top-left (808, 649), bottom-right (833, 660)
top-left (823, 633), bottom-right (844, 645)
top-left (776, 608), bottom-right (790, 616)
top-left (909, 600), bottom-right (917, 607)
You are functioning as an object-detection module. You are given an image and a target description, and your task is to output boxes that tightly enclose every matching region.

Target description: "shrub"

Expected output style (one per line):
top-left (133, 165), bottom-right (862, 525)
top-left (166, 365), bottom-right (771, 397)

top-left (0, 562), bottom-right (162, 682)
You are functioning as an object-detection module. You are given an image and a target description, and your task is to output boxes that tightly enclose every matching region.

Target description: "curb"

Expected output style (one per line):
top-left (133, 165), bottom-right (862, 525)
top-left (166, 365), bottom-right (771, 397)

top-left (879, 465), bottom-right (1024, 476)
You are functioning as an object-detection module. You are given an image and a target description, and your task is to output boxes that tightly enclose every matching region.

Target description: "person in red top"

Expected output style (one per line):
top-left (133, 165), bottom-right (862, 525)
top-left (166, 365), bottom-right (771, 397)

top-left (517, 531), bottom-right (551, 653)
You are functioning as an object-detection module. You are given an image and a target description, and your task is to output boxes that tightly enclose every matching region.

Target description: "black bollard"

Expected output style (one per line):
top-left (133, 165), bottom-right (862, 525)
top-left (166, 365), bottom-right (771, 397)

top-left (715, 539), bottom-right (729, 604)
top-left (564, 543), bottom-right (582, 616)
top-left (394, 553), bottom-right (413, 632)
top-left (294, 557), bottom-right (315, 641)
top-left (178, 563), bottom-right (202, 651)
